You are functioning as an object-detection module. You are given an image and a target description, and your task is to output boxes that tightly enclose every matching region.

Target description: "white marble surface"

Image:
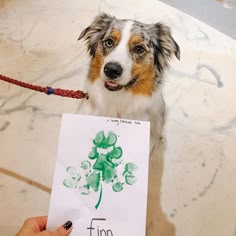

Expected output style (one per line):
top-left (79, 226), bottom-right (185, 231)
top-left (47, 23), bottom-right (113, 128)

top-left (0, 0), bottom-right (236, 235)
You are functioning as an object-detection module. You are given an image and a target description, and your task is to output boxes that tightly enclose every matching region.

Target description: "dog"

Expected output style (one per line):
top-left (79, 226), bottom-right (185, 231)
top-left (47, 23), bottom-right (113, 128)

top-left (77, 13), bottom-right (180, 235)
top-left (78, 13), bottom-right (180, 154)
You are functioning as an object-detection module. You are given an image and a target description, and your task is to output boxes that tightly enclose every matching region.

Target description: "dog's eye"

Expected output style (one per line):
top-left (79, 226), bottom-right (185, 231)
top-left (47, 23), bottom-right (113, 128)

top-left (104, 39), bottom-right (114, 48)
top-left (134, 45), bottom-right (145, 55)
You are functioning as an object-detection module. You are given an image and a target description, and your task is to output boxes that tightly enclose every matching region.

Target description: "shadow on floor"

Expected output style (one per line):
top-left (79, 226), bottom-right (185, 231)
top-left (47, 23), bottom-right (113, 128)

top-left (146, 139), bottom-right (176, 236)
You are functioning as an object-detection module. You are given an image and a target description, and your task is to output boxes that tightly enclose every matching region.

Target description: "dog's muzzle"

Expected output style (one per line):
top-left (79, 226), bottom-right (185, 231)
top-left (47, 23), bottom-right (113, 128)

top-left (104, 77), bottom-right (138, 92)
top-left (104, 62), bottom-right (137, 92)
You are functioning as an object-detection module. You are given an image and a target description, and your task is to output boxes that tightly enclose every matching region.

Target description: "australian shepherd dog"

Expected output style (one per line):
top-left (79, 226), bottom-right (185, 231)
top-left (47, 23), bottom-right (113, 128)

top-left (78, 13), bottom-right (180, 235)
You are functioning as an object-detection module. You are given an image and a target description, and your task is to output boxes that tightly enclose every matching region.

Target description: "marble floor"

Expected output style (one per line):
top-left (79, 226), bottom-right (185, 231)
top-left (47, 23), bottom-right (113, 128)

top-left (0, 1), bottom-right (236, 235)
top-left (161, 0), bottom-right (236, 39)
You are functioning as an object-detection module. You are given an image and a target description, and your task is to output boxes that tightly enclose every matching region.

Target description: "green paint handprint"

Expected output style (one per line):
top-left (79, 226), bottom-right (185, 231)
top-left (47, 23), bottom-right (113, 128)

top-left (63, 130), bottom-right (137, 209)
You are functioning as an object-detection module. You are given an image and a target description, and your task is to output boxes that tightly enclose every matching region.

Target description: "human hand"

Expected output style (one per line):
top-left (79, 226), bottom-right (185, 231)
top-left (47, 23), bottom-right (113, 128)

top-left (16, 216), bottom-right (73, 236)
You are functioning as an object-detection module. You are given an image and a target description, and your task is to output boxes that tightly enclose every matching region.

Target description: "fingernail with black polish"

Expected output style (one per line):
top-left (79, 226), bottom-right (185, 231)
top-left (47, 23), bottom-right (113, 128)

top-left (63, 220), bottom-right (72, 230)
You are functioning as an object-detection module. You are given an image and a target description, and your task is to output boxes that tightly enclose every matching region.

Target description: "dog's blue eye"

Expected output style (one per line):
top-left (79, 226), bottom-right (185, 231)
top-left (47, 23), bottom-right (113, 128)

top-left (134, 45), bottom-right (145, 54)
top-left (104, 39), bottom-right (114, 48)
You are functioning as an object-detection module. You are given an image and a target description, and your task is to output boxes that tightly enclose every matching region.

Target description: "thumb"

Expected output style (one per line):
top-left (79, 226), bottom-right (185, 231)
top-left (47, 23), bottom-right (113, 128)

top-left (50, 221), bottom-right (73, 236)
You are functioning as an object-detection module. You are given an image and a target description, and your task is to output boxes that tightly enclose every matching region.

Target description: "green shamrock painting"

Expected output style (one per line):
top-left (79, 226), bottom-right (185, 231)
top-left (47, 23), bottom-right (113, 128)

top-left (63, 130), bottom-right (138, 209)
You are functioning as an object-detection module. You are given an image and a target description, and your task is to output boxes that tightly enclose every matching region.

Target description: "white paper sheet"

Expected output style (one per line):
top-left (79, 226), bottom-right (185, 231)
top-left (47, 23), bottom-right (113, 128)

top-left (47, 114), bottom-right (150, 236)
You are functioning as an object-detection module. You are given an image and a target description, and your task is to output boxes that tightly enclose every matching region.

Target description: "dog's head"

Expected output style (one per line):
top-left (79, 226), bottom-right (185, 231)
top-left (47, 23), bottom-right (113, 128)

top-left (79, 13), bottom-right (180, 96)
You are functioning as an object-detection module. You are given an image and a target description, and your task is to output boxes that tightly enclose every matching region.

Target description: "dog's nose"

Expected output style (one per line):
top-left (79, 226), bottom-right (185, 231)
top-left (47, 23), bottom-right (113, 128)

top-left (104, 62), bottom-right (123, 79)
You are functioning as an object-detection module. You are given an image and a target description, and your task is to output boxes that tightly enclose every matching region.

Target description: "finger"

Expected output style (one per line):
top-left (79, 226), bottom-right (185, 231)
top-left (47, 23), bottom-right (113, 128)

top-left (26, 216), bottom-right (48, 232)
top-left (16, 216), bottom-right (48, 235)
top-left (50, 221), bottom-right (73, 236)
top-left (31, 216), bottom-right (48, 231)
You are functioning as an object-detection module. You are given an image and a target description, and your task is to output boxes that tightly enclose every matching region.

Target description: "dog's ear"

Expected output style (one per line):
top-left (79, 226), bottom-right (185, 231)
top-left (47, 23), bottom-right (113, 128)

top-left (150, 23), bottom-right (180, 73)
top-left (78, 13), bottom-right (114, 57)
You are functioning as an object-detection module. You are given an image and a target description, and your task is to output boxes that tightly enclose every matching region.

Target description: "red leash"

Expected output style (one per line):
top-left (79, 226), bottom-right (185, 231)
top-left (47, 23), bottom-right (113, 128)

top-left (0, 74), bottom-right (88, 99)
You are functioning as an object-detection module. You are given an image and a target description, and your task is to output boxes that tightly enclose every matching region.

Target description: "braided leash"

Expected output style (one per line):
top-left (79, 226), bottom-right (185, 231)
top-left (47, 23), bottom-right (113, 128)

top-left (0, 74), bottom-right (88, 99)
